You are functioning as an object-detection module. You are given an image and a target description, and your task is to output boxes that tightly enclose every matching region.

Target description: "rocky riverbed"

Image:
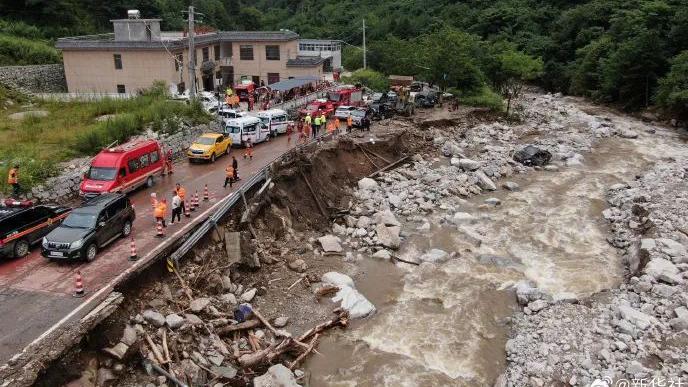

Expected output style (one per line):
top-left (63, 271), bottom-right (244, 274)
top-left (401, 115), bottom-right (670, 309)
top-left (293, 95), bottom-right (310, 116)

top-left (304, 92), bottom-right (688, 386)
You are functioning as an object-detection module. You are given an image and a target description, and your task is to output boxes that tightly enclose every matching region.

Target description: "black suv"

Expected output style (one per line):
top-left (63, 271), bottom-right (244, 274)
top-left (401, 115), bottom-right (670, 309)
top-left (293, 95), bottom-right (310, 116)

top-left (0, 201), bottom-right (71, 259)
top-left (42, 193), bottom-right (135, 261)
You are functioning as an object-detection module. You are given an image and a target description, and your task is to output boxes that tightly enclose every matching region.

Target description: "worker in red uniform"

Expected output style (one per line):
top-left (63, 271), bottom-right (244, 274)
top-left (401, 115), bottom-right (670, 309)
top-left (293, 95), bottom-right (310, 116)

top-left (163, 148), bottom-right (173, 175)
top-left (286, 122), bottom-right (294, 144)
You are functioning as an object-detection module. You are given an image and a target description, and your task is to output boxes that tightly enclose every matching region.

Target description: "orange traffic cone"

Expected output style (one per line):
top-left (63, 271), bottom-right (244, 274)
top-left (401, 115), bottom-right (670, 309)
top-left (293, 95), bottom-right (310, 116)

top-left (203, 184), bottom-right (209, 201)
top-left (129, 237), bottom-right (138, 261)
top-left (73, 271), bottom-right (85, 298)
top-left (184, 202), bottom-right (191, 218)
top-left (192, 191), bottom-right (199, 210)
top-left (155, 219), bottom-right (164, 238)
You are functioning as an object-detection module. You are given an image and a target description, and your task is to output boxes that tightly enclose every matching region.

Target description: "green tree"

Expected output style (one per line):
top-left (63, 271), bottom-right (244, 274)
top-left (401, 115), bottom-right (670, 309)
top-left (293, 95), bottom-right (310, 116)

top-left (342, 69), bottom-right (389, 91)
top-left (493, 49), bottom-right (543, 115)
top-left (342, 45), bottom-right (363, 71)
top-left (656, 51), bottom-right (688, 119)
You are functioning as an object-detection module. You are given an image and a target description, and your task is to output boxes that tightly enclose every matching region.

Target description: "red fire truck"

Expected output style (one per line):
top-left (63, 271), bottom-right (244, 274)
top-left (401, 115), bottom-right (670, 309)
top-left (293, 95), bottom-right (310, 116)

top-left (327, 86), bottom-right (363, 109)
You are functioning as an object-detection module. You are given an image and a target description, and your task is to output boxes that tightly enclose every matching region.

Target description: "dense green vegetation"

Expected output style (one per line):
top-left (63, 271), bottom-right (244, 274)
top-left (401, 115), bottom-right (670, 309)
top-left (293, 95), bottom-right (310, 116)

top-left (0, 83), bottom-right (209, 192)
top-left (1, 0), bottom-right (687, 116)
top-left (0, 20), bottom-right (61, 65)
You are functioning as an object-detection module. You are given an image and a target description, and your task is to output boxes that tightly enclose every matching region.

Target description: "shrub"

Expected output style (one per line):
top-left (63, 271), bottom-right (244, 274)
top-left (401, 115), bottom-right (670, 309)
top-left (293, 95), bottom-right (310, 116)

top-left (341, 69), bottom-right (389, 91)
top-left (0, 33), bottom-right (60, 65)
top-left (449, 85), bottom-right (505, 112)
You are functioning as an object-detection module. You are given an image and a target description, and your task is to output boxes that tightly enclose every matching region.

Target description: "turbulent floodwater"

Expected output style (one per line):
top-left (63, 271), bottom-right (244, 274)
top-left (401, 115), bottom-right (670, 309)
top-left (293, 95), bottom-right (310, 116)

top-left (306, 106), bottom-right (687, 386)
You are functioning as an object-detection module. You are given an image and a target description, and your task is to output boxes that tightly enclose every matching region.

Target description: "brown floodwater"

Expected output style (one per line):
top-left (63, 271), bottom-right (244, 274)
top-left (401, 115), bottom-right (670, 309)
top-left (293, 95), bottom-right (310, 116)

top-left (305, 116), bottom-right (687, 386)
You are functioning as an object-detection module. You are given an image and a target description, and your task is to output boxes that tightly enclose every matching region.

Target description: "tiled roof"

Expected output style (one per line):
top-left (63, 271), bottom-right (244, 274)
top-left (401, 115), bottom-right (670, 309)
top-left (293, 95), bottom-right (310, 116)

top-left (286, 56), bottom-right (327, 67)
top-left (56, 30), bottom-right (298, 50)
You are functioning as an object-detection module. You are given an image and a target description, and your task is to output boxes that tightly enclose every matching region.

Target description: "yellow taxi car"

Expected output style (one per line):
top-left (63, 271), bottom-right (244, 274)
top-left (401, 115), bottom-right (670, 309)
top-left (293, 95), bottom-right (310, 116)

top-left (187, 133), bottom-right (232, 163)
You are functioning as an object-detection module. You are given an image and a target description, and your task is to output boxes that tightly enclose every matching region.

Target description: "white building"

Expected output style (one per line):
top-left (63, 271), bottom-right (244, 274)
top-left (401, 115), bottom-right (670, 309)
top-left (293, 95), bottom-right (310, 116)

top-left (298, 39), bottom-right (342, 72)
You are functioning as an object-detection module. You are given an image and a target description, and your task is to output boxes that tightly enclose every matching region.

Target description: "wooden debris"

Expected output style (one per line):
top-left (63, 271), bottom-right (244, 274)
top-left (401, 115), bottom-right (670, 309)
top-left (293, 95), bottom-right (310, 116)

top-left (289, 334), bottom-right (320, 370)
top-left (144, 333), bottom-right (167, 366)
top-left (315, 285), bottom-right (339, 299)
top-left (216, 319), bottom-right (261, 336)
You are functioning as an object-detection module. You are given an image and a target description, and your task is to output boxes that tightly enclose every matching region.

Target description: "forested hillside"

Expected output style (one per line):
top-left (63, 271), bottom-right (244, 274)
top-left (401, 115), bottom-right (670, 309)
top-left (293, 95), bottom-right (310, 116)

top-left (1, 0), bottom-right (686, 116)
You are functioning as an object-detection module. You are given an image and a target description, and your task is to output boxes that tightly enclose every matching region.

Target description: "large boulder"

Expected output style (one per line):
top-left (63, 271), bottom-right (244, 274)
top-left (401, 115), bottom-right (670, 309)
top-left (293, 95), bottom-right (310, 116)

top-left (253, 364), bottom-right (299, 387)
top-left (458, 158), bottom-right (481, 171)
top-left (374, 209), bottom-right (400, 226)
top-left (644, 258), bottom-right (682, 284)
top-left (322, 272), bottom-right (376, 319)
top-left (618, 304), bottom-right (658, 330)
top-left (513, 145), bottom-right (552, 167)
top-left (418, 248), bottom-right (449, 263)
top-left (357, 178), bottom-right (379, 191)
top-left (318, 234), bottom-right (343, 252)
top-left (375, 224), bottom-right (401, 249)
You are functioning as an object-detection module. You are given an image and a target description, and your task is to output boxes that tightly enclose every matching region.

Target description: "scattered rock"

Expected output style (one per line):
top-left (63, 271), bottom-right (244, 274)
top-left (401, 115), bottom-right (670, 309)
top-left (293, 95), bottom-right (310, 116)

top-left (513, 145), bottom-right (551, 166)
top-left (142, 310), bottom-right (166, 327)
top-left (502, 181), bottom-right (520, 191)
top-left (241, 288), bottom-right (257, 302)
top-left (318, 235), bottom-right (343, 252)
top-left (322, 272), bottom-right (376, 319)
top-left (475, 171), bottom-right (497, 191)
top-left (619, 129), bottom-right (639, 139)
top-left (357, 178), bottom-right (378, 191)
top-left (375, 224), bottom-right (401, 249)
top-left (190, 298), bottom-right (211, 313)
top-left (8, 110), bottom-right (49, 120)
top-left (287, 259), bottom-right (308, 272)
top-left (644, 258), bottom-right (682, 284)
top-left (165, 314), bottom-right (185, 329)
top-left (253, 364), bottom-right (299, 387)
top-left (273, 317), bottom-right (289, 328)
top-left (484, 197), bottom-right (501, 206)
top-left (418, 248), bottom-right (449, 263)
top-left (103, 342), bottom-right (129, 360)
top-left (372, 249), bottom-right (391, 260)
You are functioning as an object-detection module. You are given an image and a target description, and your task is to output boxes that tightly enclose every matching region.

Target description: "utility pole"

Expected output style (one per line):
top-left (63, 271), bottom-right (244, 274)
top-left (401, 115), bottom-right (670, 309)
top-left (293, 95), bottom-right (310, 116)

top-left (188, 5), bottom-right (196, 99)
top-left (362, 19), bottom-right (367, 69)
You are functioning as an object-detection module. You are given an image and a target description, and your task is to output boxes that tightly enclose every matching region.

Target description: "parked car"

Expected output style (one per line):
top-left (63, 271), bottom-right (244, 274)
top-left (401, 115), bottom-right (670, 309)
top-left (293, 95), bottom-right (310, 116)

top-left (252, 109), bottom-right (290, 137)
top-left (350, 108), bottom-right (372, 127)
top-left (42, 193), bottom-right (135, 262)
top-left (334, 105), bottom-right (357, 120)
top-left (223, 116), bottom-right (270, 147)
top-left (217, 105), bottom-right (247, 120)
top-left (0, 199), bottom-right (71, 259)
top-left (187, 133), bottom-right (232, 163)
top-left (234, 81), bottom-right (256, 102)
top-left (79, 140), bottom-right (163, 199)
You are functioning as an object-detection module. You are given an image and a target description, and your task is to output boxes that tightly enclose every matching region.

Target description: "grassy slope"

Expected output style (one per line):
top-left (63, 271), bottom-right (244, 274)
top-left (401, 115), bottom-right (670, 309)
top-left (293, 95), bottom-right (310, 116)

top-left (0, 33), bottom-right (61, 66)
top-left (0, 86), bottom-right (210, 193)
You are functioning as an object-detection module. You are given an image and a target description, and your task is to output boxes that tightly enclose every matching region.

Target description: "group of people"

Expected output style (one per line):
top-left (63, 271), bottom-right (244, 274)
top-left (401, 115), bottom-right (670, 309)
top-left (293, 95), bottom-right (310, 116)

top-left (288, 111), bottom-right (370, 144)
top-left (152, 183), bottom-right (187, 228)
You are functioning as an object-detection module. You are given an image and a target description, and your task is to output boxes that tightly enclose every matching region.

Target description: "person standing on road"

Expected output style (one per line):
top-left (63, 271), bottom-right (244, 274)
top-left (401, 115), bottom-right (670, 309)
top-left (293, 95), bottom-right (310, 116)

top-left (224, 164), bottom-right (235, 188)
top-left (347, 114), bottom-right (353, 133)
top-left (362, 115), bottom-right (371, 131)
top-left (163, 148), bottom-right (174, 175)
top-left (320, 113), bottom-right (327, 136)
top-left (286, 121), bottom-right (294, 144)
top-left (243, 139), bottom-right (254, 160)
top-left (304, 113), bottom-right (312, 137)
top-left (313, 114), bottom-right (320, 138)
top-left (154, 198), bottom-right (168, 227)
top-left (232, 155), bottom-right (239, 181)
top-left (7, 164), bottom-right (19, 197)
top-left (171, 190), bottom-right (182, 224)
top-left (335, 117), bottom-right (341, 134)
top-left (175, 183), bottom-right (186, 214)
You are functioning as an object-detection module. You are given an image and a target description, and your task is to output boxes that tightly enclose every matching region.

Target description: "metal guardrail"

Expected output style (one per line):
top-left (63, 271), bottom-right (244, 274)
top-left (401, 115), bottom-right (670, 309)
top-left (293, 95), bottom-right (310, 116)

top-left (168, 132), bottom-right (334, 265)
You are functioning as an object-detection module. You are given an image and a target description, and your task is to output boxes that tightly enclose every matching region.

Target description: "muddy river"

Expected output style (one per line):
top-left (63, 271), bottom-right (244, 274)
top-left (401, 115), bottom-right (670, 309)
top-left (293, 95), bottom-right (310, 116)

top-left (305, 109), bottom-right (686, 386)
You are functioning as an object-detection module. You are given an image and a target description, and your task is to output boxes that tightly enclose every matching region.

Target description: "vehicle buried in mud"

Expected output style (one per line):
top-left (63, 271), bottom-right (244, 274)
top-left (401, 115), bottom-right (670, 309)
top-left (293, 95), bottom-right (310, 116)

top-left (513, 145), bottom-right (552, 167)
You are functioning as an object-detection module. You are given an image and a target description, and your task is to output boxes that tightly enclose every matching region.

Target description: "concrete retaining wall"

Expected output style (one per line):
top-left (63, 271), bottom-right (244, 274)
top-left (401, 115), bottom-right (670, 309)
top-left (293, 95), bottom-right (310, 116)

top-left (0, 64), bottom-right (67, 93)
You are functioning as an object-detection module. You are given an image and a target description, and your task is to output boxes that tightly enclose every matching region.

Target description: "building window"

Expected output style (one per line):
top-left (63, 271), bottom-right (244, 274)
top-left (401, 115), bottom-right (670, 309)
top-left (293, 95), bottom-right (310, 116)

top-left (214, 45), bottom-right (220, 61)
top-left (114, 54), bottom-right (122, 69)
top-left (202, 47), bottom-right (209, 61)
top-left (267, 73), bottom-right (280, 84)
top-left (240, 45), bottom-right (254, 60)
top-left (175, 54), bottom-right (183, 72)
top-left (265, 45), bottom-right (280, 60)
top-left (117, 84), bottom-right (126, 94)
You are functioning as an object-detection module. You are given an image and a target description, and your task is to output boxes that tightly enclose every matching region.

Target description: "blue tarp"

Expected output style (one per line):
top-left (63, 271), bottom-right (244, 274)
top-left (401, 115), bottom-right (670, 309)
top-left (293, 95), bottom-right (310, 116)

top-left (268, 76), bottom-right (320, 92)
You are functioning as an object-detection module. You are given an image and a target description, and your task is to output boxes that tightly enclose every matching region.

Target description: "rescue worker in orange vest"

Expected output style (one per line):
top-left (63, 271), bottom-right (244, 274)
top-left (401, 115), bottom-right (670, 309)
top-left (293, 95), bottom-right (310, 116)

top-left (224, 164), bottom-right (235, 188)
top-left (243, 138), bottom-right (254, 160)
top-left (347, 115), bottom-right (353, 133)
top-left (154, 198), bottom-right (168, 227)
top-left (175, 183), bottom-right (186, 214)
top-left (286, 121), bottom-right (294, 144)
top-left (7, 165), bottom-right (19, 197)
